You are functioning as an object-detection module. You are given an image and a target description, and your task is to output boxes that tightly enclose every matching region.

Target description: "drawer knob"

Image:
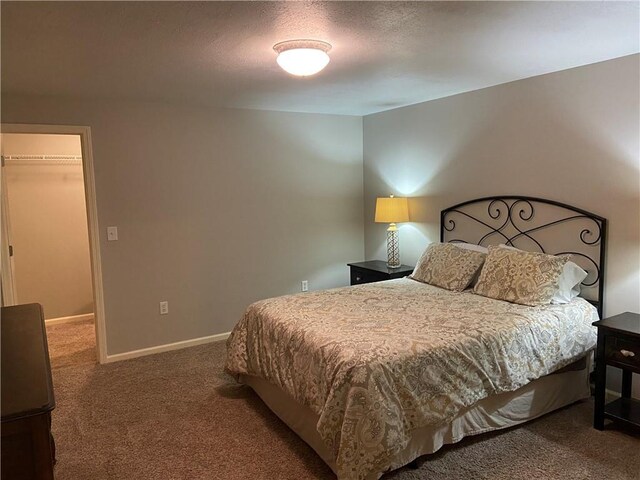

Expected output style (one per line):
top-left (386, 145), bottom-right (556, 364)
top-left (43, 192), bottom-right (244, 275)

top-left (356, 277), bottom-right (361, 281)
top-left (620, 349), bottom-right (636, 358)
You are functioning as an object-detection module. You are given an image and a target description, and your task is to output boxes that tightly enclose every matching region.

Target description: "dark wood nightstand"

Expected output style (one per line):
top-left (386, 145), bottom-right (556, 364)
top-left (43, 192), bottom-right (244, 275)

top-left (592, 312), bottom-right (640, 431)
top-left (348, 260), bottom-right (414, 286)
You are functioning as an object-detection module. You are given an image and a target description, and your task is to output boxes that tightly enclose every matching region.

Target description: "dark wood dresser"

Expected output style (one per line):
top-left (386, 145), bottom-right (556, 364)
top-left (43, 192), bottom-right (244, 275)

top-left (1, 303), bottom-right (56, 480)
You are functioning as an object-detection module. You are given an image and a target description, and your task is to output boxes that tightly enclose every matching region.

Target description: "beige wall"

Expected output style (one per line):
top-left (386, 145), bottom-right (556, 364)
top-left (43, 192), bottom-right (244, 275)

top-left (3, 55), bottom-right (635, 381)
top-left (2, 134), bottom-right (93, 319)
top-left (0, 98), bottom-right (364, 355)
top-left (3, 133), bottom-right (83, 155)
top-left (363, 54), bottom-right (640, 396)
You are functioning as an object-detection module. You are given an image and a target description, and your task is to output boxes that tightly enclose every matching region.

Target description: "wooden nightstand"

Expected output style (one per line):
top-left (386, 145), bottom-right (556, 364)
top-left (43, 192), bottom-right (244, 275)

top-left (592, 312), bottom-right (640, 431)
top-left (348, 260), bottom-right (414, 286)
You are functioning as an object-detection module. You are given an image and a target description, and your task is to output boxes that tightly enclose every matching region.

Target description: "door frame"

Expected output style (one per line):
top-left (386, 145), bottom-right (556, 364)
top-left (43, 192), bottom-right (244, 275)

top-left (1, 153), bottom-right (19, 304)
top-left (1, 123), bottom-right (108, 363)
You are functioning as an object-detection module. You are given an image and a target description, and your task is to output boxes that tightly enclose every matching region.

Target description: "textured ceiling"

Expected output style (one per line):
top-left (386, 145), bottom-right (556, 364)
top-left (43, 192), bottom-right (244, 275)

top-left (1, 1), bottom-right (638, 116)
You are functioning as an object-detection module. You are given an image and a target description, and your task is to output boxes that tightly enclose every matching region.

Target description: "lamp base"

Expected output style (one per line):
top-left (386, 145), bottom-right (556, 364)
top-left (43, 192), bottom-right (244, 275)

top-left (386, 225), bottom-right (400, 268)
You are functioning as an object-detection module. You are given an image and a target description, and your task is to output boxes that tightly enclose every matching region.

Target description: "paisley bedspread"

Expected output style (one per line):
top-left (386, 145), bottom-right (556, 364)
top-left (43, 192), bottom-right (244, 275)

top-left (225, 278), bottom-right (597, 480)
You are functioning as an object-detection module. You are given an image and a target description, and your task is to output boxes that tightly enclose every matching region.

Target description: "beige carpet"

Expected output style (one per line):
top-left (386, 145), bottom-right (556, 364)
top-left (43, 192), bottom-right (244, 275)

top-left (46, 320), bottom-right (639, 480)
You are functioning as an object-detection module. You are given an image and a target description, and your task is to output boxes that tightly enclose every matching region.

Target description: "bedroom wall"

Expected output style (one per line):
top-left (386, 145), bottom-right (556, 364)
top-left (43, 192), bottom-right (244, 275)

top-left (2, 133), bottom-right (93, 320)
top-left (1, 97), bottom-right (364, 356)
top-left (363, 54), bottom-right (640, 396)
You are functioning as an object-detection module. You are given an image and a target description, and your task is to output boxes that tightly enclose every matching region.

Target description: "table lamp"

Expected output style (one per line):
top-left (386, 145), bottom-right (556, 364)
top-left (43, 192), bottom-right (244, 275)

top-left (375, 195), bottom-right (409, 268)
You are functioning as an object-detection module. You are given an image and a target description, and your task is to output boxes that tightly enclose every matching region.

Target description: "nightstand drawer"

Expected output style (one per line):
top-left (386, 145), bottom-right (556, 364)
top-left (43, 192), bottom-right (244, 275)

top-left (350, 268), bottom-right (387, 285)
top-left (606, 336), bottom-right (640, 373)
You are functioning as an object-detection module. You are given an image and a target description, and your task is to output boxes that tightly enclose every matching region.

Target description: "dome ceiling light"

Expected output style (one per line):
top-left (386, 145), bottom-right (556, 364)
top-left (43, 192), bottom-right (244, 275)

top-left (273, 39), bottom-right (332, 77)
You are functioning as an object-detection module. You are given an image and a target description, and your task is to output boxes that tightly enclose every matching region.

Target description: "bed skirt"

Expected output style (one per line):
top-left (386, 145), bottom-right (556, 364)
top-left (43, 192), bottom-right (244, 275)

top-left (239, 356), bottom-right (591, 480)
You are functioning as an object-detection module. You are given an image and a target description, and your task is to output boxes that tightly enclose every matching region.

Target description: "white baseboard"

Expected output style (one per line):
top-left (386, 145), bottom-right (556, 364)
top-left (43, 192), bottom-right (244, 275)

top-left (46, 313), bottom-right (94, 325)
top-left (104, 331), bottom-right (231, 364)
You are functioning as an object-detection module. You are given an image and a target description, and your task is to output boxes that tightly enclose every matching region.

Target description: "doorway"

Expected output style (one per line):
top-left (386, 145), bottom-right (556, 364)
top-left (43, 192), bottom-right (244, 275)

top-left (1, 124), bottom-right (106, 363)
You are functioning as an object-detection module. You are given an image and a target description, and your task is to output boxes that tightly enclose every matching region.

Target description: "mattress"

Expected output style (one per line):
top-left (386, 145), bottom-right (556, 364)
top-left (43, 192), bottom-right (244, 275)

top-left (226, 278), bottom-right (598, 480)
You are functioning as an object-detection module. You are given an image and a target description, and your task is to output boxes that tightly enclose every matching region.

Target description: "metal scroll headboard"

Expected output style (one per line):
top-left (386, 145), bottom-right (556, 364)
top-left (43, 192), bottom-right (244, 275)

top-left (440, 196), bottom-right (607, 317)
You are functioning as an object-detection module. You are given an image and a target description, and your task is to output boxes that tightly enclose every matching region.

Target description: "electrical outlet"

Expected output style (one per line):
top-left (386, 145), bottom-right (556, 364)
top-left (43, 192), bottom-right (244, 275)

top-left (107, 226), bottom-right (118, 241)
top-left (301, 280), bottom-right (308, 292)
top-left (159, 301), bottom-right (169, 315)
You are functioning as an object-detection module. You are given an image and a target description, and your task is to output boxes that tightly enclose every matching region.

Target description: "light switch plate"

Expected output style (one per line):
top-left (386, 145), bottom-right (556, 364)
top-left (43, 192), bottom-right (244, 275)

top-left (159, 301), bottom-right (169, 315)
top-left (107, 226), bottom-right (118, 241)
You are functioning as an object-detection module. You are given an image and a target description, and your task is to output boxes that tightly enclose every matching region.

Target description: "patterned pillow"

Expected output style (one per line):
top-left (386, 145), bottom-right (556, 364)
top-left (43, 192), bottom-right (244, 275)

top-left (411, 243), bottom-right (486, 292)
top-left (473, 245), bottom-right (568, 306)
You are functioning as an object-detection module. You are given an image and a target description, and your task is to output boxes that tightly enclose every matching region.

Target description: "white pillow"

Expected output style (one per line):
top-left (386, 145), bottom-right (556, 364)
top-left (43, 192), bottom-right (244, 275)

top-left (456, 242), bottom-right (489, 254)
top-left (497, 244), bottom-right (587, 304)
top-left (552, 261), bottom-right (588, 304)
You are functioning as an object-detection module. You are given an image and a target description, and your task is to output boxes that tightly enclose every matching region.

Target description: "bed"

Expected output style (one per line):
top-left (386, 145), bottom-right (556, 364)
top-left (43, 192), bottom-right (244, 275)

top-left (225, 196), bottom-right (607, 480)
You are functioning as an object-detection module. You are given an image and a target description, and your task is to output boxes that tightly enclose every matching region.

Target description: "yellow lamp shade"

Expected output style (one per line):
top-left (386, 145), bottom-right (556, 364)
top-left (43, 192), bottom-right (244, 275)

top-left (375, 196), bottom-right (409, 223)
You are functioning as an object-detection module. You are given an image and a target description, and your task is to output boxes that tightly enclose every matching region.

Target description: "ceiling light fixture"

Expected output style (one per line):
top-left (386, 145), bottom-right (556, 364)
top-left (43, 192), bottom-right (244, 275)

top-left (273, 39), bottom-right (331, 77)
